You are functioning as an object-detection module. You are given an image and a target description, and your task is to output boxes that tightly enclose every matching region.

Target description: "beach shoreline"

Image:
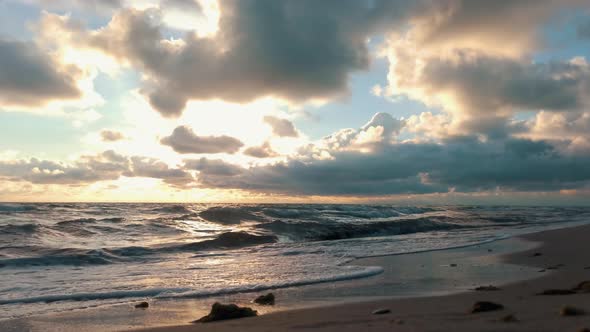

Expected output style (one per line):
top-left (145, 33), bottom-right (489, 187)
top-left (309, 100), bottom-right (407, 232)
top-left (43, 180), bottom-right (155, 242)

top-left (134, 224), bottom-right (590, 332)
top-left (2, 223), bottom-right (589, 331)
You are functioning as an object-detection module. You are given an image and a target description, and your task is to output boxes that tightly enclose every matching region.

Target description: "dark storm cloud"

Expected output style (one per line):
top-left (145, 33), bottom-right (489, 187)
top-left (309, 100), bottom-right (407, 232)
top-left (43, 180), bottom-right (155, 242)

top-left (0, 39), bottom-right (81, 107)
top-left (263, 116), bottom-right (298, 138)
top-left (160, 126), bottom-right (244, 154)
top-left (193, 137), bottom-right (590, 196)
top-left (45, 0), bottom-right (425, 116)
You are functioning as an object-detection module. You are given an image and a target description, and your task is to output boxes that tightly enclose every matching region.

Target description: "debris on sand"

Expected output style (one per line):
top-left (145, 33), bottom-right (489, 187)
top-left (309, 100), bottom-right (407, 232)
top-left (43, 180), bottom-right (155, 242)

top-left (194, 302), bottom-right (258, 323)
top-left (537, 289), bottom-right (576, 295)
top-left (134, 301), bottom-right (149, 309)
top-left (254, 293), bottom-right (275, 305)
top-left (560, 306), bottom-right (584, 317)
top-left (573, 281), bottom-right (590, 293)
top-left (470, 301), bottom-right (504, 313)
top-left (372, 308), bottom-right (391, 315)
top-left (474, 285), bottom-right (500, 291)
top-left (501, 314), bottom-right (519, 322)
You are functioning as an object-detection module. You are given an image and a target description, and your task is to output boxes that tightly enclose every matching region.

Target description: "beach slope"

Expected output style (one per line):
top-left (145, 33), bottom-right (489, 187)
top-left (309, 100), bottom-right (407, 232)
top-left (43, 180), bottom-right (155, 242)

top-left (140, 225), bottom-right (590, 332)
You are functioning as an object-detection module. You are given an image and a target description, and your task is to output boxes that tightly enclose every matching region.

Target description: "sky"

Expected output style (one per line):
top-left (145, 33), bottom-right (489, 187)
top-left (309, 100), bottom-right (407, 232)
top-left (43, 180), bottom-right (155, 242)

top-left (0, 0), bottom-right (590, 204)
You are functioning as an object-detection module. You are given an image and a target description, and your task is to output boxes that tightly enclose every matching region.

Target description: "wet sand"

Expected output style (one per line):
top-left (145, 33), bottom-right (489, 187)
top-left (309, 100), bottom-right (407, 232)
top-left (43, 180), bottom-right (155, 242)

top-left (138, 224), bottom-right (590, 332)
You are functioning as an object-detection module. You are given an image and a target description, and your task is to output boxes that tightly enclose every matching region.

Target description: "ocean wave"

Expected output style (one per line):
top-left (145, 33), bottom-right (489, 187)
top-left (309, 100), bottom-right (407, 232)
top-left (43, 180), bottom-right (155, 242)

top-left (199, 206), bottom-right (264, 224)
top-left (151, 205), bottom-right (193, 214)
top-left (257, 217), bottom-right (467, 241)
top-left (0, 204), bottom-right (39, 214)
top-left (0, 265), bottom-right (383, 305)
top-left (0, 223), bottom-right (42, 235)
top-left (0, 248), bottom-right (125, 268)
top-left (168, 231), bottom-right (278, 251)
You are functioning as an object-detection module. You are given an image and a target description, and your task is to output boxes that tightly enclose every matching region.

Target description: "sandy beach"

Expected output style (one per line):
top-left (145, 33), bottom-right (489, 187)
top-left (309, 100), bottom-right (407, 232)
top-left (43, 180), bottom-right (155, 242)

top-left (136, 224), bottom-right (590, 332)
top-left (2, 223), bottom-right (590, 332)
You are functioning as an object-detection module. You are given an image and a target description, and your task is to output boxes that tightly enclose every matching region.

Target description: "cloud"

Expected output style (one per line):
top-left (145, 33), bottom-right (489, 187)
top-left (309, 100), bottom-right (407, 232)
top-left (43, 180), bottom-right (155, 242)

top-left (0, 39), bottom-right (82, 108)
top-left (317, 112), bottom-right (405, 152)
top-left (184, 157), bottom-right (245, 176)
top-left (129, 156), bottom-right (193, 186)
top-left (193, 135), bottom-right (590, 196)
top-left (407, 0), bottom-right (589, 56)
top-left (263, 116), bottom-right (299, 137)
top-left (0, 150), bottom-right (192, 187)
top-left (0, 150), bottom-right (128, 185)
top-left (160, 126), bottom-right (244, 154)
top-left (27, 0), bottom-right (123, 13)
top-left (37, 1), bottom-right (428, 116)
top-left (385, 49), bottom-right (590, 116)
top-left (100, 130), bottom-right (125, 142)
top-left (360, 112), bottom-right (405, 140)
top-left (244, 141), bottom-right (279, 158)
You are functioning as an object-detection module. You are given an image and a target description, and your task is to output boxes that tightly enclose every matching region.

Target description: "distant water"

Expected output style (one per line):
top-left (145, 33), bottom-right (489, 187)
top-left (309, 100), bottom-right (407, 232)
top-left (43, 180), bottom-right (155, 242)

top-left (0, 203), bottom-right (589, 319)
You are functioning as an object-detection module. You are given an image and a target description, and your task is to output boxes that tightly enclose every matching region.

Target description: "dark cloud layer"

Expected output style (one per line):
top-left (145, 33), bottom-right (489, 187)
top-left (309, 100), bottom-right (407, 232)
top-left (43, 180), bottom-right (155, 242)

top-left (160, 126), bottom-right (244, 154)
top-left (0, 39), bottom-right (81, 107)
top-left (194, 136), bottom-right (590, 196)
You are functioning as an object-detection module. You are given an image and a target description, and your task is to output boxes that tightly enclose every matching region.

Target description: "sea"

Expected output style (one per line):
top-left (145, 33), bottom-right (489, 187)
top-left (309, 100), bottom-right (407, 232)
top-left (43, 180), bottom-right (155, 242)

top-left (1, 203), bottom-right (589, 320)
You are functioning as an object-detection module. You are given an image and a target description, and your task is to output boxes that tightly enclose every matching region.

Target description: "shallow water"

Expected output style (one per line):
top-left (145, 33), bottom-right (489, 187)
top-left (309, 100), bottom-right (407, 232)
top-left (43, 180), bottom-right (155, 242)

top-left (0, 203), bottom-right (588, 320)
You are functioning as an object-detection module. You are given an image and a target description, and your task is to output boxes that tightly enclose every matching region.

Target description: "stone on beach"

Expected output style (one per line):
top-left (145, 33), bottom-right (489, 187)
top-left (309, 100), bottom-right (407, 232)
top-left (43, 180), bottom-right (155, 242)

top-left (501, 314), bottom-right (518, 322)
top-left (372, 308), bottom-right (391, 315)
top-left (470, 301), bottom-right (504, 313)
top-left (537, 289), bottom-right (576, 295)
top-left (195, 302), bottom-right (258, 323)
top-left (253, 293), bottom-right (275, 305)
top-left (474, 285), bottom-right (500, 291)
top-left (560, 306), bottom-right (585, 316)
top-left (573, 281), bottom-right (590, 293)
top-left (134, 302), bottom-right (149, 309)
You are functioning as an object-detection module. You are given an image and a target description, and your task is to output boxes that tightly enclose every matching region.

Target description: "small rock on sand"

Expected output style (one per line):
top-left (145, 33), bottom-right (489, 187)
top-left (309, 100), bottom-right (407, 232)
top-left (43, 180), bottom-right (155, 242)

top-left (573, 281), bottom-right (590, 293)
top-left (450, 263), bottom-right (458, 267)
top-left (501, 314), bottom-right (518, 322)
top-left (195, 302), bottom-right (258, 323)
top-left (372, 308), bottom-right (391, 315)
top-left (532, 252), bottom-right (543, 257)
top-left (470, 301), bottom-right (504, 313)
top-left (253, 293), bottom-right (275, 305)
top-left (560, 306), bottom-right (585, 317)
top-left (537, 289), bottom-right (576, 295)
top-left (474, 285), bottom-right (500, 291)
top-left (134, 302), bottom-right (149, 309)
